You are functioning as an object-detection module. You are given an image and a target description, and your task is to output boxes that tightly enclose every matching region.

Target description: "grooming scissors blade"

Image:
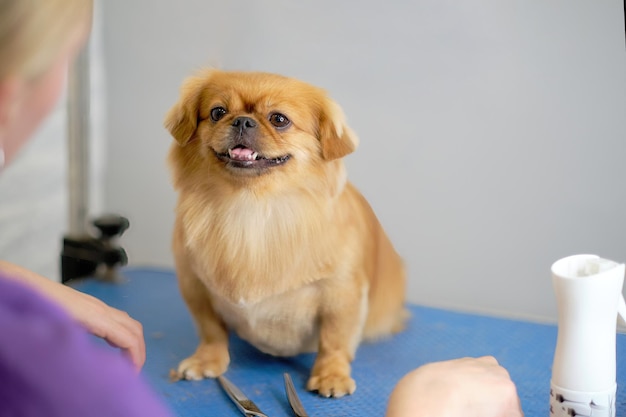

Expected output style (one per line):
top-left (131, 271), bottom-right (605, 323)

top-left (217, 375), bottom-right (269, 417)
top-left (283, 373), bottom-right (309, 417)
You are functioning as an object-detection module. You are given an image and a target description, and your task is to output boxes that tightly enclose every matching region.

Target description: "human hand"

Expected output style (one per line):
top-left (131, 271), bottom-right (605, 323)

top-left (0, 261), bottom-right (146, 370)
top-left (52, 281), bottom-right (147, 370)
top-left (385, 356), bottom-right (523, 417)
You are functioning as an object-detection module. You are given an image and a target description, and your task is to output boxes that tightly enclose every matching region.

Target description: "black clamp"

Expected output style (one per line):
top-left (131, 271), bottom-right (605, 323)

top-left (61, 215), bottom-right (129, 283)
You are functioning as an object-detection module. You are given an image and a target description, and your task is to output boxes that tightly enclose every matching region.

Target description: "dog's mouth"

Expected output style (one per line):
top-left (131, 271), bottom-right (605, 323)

top-left (215, 145), bottom-right (291, 170)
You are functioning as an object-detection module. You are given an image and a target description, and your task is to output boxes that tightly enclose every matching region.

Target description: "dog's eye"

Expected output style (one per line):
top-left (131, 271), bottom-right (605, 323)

top-left (269, 113), bottom-right (290, 129)
top-left (210, 107), bottom-right (227, 122)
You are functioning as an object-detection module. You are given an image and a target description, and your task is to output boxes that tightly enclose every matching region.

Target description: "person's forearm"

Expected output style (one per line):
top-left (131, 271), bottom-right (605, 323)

top-left (0, 260), bottom-right (70, 306)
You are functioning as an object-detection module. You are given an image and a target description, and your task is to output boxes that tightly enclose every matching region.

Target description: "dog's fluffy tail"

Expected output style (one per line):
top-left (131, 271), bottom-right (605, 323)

top-left (362, 305), bottom-right (410, 342)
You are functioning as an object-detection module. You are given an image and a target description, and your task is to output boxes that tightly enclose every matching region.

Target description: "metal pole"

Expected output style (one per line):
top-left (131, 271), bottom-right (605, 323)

top-left (62, 12), bottom-right (129, 283)
top-left (66, 44), bottom-right (90, 237)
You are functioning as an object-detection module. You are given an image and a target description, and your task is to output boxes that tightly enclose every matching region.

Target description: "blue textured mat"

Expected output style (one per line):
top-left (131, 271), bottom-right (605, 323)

top-left (71, 268), bottom-right (626, 417)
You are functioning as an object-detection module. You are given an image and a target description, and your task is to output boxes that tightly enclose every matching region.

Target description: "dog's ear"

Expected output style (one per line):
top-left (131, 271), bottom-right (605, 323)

top-left (318, 98), bottom-right (359, 160)
top-left (164, 72), bottom-right (210, 146)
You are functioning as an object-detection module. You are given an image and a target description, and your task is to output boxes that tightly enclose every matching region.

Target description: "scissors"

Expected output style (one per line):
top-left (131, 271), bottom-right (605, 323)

top-left (217, 373), bottom-right (309, 417)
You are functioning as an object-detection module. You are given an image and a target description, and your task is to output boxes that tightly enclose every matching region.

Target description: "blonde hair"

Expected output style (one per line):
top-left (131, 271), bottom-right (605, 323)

top-left (0, 0), bottom-right (93, 80)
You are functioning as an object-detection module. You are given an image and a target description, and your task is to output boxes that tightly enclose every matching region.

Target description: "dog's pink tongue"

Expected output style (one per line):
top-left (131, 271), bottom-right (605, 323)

top-left (230, 147), bottom-right (255, 160)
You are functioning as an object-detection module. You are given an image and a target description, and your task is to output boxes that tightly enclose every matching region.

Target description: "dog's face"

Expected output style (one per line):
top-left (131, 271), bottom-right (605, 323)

top-left (165, 70), bottom-right (358, 183)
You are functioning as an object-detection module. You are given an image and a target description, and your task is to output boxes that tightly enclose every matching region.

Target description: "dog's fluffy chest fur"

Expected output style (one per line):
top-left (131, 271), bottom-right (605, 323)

top-left (178, 188), bottom-right (350, 356)
top-left (180, 187), bottom-right (345, 304)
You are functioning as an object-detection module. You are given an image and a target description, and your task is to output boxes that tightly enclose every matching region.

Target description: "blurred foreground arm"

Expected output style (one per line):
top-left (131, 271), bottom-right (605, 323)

top-left (0, 260), bottom-right (146, 369)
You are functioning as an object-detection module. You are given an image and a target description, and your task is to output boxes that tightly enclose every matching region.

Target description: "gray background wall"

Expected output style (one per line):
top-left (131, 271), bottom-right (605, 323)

top-left (1, 1), bottom-right (624, 324)
top-left (101, 0), bottom-right (626, 322)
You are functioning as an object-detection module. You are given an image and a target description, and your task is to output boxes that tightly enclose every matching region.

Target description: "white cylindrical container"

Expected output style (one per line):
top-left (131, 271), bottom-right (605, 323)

top-left (550, 254), bottom-right (626, 417)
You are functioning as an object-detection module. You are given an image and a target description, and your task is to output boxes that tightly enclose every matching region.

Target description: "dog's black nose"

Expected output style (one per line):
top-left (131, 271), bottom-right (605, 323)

top-left (232, 117), bottom-right (257, 130)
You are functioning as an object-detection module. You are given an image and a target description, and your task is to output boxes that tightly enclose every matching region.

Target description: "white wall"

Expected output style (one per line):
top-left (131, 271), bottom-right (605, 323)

top-left (0, 107), bottom-right (67, 280)
top-left (101, 0), bottom-right (626, 322)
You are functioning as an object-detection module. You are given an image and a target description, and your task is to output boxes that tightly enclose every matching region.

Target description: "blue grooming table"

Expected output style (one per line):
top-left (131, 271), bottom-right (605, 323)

top-left (71, 268), bottom-right (626, 417)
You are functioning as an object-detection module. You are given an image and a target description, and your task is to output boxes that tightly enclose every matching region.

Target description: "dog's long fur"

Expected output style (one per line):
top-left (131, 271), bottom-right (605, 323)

top-left (165, 69), bottom-right (406, 397)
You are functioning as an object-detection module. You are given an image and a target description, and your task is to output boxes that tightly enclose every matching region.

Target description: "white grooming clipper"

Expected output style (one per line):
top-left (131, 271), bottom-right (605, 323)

top-left (550, 254), bottom-right (626, 417)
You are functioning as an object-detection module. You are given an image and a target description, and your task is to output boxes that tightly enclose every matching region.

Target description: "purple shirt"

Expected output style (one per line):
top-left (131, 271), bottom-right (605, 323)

top-left (0, 274), bottom-right (173, 417)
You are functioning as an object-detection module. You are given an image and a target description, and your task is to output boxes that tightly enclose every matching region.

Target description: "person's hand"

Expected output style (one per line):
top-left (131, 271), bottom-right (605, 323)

top-left (0, 261), bottom-right (146, 370)
top-left (386, 356), bottom-right (523, 417)
top-left (48, 279), bottom-right (147, 370)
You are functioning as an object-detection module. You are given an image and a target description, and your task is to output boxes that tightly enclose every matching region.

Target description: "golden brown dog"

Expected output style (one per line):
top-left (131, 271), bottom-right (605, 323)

top-left (165, 69), bottom-right (406, 397)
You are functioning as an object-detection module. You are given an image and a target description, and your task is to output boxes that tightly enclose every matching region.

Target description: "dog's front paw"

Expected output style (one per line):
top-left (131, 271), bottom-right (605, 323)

top-left (306, 373), bottom-right (356, 398)
top-left (176, 343), bottom-right (230, 381)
